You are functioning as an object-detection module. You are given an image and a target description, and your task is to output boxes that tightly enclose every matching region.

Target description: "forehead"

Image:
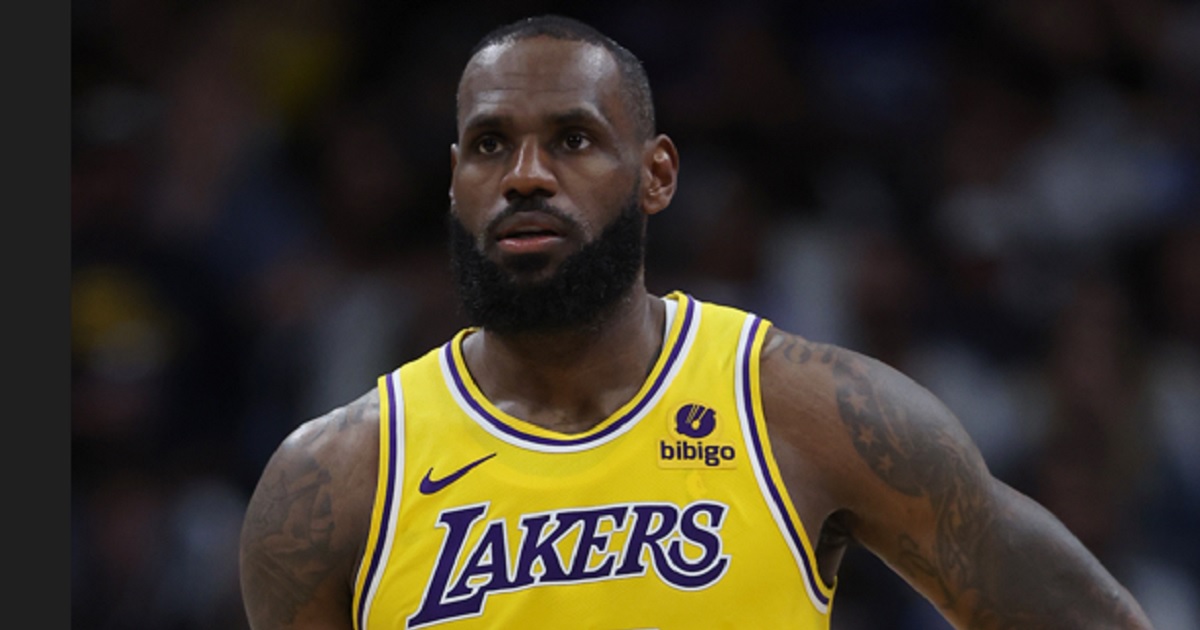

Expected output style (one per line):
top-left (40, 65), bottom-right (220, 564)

top-left (457, 37), bottom-right (625, 132)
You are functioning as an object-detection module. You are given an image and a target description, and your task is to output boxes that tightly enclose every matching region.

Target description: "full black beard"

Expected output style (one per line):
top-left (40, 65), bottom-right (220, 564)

top-left (448, 192), bottom-right (646, 335)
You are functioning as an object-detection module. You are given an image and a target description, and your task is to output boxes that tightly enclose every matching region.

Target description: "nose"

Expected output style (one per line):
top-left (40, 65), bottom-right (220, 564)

top-left (502, 137), bottom-right (557, 201)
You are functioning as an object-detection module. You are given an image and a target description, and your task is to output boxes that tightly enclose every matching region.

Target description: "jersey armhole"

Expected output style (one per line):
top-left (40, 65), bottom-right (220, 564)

top-left (736, 316), bottom-right (838, 615)
top-left (351, 369), bottom-right (406, 630)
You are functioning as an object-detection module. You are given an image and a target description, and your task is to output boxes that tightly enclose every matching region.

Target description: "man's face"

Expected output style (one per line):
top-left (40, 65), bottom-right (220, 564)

top-left (448, 37), bottom-right (650, 333)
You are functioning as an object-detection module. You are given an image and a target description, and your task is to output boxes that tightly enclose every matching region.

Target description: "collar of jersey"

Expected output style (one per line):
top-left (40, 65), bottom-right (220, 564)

top-left (439, 291), bottom-right (699, 453)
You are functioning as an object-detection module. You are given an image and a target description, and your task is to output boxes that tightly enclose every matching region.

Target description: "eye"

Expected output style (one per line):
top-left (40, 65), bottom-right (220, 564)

top-left (475, 135), bottom-right (502, 155)
top-left (562, 132), bottom-right (591, 151)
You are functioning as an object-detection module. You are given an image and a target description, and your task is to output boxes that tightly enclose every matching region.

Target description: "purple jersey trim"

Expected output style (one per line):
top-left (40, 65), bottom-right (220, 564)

top-left (739, 316), bottom-right (832, 607)
top-left (444, 294), bottom-right (696, 448)
top-left (357, 371), bottom-right (401, 630)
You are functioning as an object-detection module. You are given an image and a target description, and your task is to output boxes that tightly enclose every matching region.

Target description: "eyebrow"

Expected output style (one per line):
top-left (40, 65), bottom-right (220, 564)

top-left (460, 106), bottom-right (614, 136)
top-left (549, 107), bottom-right (610, 130)
top-left (461, 113), bottom-right (511, 134)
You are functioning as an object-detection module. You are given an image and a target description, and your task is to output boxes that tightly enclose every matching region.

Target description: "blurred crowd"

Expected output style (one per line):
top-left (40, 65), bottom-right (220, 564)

top-left (71, 0), bottom-right (1200, 628)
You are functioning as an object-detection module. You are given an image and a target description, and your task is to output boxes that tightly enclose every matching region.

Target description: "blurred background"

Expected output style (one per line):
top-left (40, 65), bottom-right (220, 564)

top-left (71, 0), bottom-right (1200, 627)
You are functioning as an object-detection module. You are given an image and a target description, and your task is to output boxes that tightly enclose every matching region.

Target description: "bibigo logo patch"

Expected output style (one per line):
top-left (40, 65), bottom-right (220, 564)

top-left (658, 404), bottom-right (737, 469)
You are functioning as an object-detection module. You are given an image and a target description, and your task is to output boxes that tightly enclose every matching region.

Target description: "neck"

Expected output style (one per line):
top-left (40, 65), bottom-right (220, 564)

top-left (462, 285), bottom-right (666, 434)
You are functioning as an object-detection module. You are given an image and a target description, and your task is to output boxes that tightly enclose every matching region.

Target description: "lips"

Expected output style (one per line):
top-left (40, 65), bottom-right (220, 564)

top-left (493, 212), bottom-right (566, 241)
top-left (491, 211), bottom-right (571, 254)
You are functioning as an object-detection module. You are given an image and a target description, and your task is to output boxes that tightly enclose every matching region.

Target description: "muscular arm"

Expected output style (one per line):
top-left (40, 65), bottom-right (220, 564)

top-left (761, 328), bottom-right (1152, 629)
top-left (239, 390), bottom-right (380, 630)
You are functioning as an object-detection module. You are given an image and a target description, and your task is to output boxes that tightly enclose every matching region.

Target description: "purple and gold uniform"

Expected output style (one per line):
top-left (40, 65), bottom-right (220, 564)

top-left (352, 292), bottom-right (836, 629)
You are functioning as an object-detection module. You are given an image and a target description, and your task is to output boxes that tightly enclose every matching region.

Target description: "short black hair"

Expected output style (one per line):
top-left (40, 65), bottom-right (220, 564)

top-left (459, 15), bottom-right (656, 140)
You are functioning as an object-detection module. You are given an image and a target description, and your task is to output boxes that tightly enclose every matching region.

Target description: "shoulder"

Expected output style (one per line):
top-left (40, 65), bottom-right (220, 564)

top-left (757, 324), bottom-right (855, 437)
top-left (248, 387), bottom-right (381, 555)
top-left (272, 388), bottom-right (382, 486)
top-left (239, 388), bottom-right (381, 628)
top-left (757, 324), bottom-right (986, 506)
top-left (759, 325), bottom-right (964, 429)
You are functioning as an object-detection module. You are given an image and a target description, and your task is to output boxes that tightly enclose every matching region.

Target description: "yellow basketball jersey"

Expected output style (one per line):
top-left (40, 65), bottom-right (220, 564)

top-left (352, 292), bottom-right (836, 629)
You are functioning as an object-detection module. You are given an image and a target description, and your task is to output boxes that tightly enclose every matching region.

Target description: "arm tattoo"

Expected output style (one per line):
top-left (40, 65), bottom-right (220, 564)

top-left (827, 348), bottom-right (996, 616)
top-left (773, 332), bottom-right (836, 367)
top-left (828, 345), bottom-right (1148, 628)
top-left (771, 333), bottom-right (1125, 628)
top-left (244, 456), bottom-right (336, 624)
top-left (242, 401), bottom-right (371, 625)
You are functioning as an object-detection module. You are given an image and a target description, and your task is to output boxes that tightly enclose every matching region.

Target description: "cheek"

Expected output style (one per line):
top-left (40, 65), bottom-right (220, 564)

top-left (561, 162), bottom-right (638, 220)
top-left (449, 166), bottom-right (494, 225)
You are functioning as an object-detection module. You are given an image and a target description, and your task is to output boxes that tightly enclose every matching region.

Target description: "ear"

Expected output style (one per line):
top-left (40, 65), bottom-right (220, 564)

top-left (641, 134), bottom-right (679, 215)
top-left (449, 143), bottom-right (460, 202)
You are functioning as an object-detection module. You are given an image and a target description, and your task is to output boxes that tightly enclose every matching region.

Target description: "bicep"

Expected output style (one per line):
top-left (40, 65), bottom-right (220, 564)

top-left (239, 407), bottom-right (376, 630)
top-left (825, 346), bottom-right (1150, 628)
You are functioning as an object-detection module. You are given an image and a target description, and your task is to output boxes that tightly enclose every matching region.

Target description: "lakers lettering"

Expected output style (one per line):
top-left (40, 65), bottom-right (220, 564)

top-left (409, 501), bottom-right (732, 627)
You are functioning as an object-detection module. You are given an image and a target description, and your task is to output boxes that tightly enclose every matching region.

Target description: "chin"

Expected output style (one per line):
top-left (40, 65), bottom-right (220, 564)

top-left (494, 251), bottom-right (558, 278)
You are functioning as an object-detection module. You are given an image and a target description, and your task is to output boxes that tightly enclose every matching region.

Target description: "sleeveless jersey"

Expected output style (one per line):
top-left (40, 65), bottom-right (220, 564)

top-left (352, 292), bottom-right (836, 629)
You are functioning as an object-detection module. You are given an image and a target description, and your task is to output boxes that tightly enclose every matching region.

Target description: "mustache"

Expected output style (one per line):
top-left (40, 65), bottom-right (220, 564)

top-left (484, 196), bottom-right (580, 236)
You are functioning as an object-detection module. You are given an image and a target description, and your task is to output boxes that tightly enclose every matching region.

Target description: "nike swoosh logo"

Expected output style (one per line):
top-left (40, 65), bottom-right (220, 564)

top-left (419, 453), bottom-right (497, 495)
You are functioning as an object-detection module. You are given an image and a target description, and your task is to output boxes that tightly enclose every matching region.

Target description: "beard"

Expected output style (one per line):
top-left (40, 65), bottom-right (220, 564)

top-left (448, 190), bottom-right (646, 335)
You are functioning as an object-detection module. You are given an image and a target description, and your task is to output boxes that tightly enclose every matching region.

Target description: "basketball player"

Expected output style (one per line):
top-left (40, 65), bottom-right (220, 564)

top-left (238, 15), bottom-right (1153, 629)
